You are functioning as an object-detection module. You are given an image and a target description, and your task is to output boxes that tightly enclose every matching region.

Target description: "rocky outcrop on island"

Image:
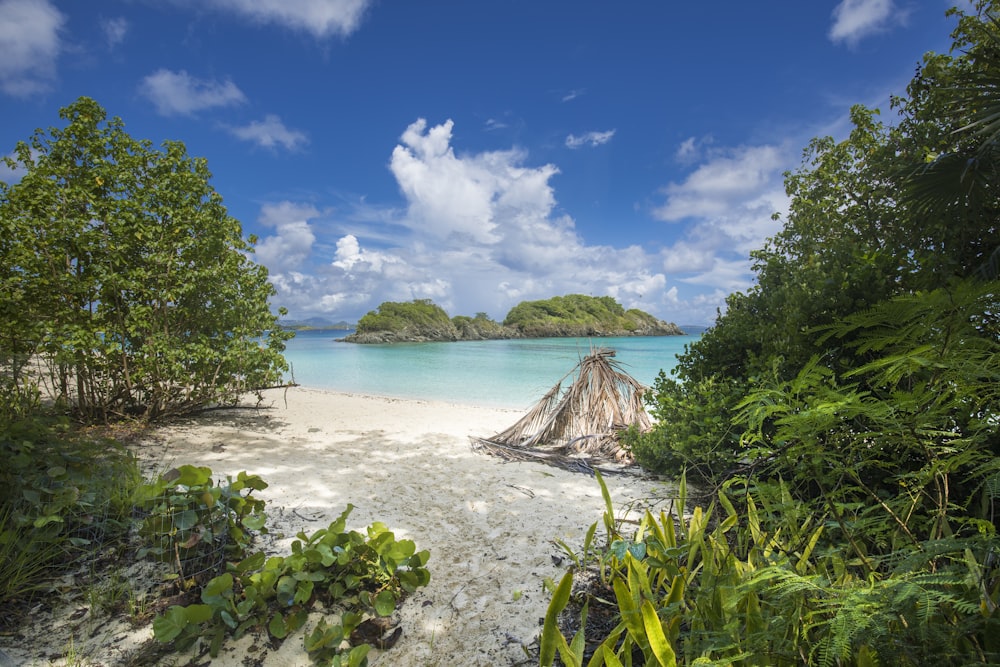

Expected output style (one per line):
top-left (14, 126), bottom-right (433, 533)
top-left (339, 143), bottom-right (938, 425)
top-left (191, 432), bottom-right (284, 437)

top-left (340, 295), bottom-right (685, 343)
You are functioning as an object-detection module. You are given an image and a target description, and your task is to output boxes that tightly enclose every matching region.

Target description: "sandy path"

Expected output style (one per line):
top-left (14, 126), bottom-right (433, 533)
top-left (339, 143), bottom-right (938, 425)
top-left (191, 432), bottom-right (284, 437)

top-left (3, 387), bottom-right (674, 666)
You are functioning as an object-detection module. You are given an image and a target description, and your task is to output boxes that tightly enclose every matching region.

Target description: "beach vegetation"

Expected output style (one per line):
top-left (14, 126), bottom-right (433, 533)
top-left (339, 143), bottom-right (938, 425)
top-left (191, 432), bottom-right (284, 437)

top-left (542, 470), bottom-right (999, 666)
top-left (153, 501), bottom-right (430, 663)
top-left (136, 465), bottom-right (269, 583)
top-left (547, 3), bottom-right (1000, 665)
top-left (0, 96), bottom-right (293, 422)
top-left (0, 415), bottom-right (143, 607)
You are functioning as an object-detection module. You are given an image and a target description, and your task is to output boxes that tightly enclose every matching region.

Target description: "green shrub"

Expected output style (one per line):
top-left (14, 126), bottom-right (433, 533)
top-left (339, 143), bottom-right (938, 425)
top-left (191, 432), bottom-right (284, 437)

top-left (355, 299), bottom-right (454, 334)
top-left (541, 472), bottom-right (1000, 667)
top-left (154, 504), bottom-right (430, 664)
top-left (626, 372), bottom-right (743, 483)
top-left (137, 465), bottom-right (268, 584)
top-left (0, 416), bottom-right (143, 605)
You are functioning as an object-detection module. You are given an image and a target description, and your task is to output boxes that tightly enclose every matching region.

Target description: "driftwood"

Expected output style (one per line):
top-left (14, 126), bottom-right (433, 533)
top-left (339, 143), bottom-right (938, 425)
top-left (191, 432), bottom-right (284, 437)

top-left (472, 348), bottom-right (651, 471)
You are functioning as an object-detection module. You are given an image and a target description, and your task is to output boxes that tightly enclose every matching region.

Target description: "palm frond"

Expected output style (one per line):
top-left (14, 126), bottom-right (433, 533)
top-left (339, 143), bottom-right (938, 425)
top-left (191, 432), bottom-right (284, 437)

top-left (473, 347), bottom-right (650, 464)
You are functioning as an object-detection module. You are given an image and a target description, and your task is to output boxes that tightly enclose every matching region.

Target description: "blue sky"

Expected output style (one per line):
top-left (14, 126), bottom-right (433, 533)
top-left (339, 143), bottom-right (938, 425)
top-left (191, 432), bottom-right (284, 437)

top-left (0, 1), bottom-right (965, 325)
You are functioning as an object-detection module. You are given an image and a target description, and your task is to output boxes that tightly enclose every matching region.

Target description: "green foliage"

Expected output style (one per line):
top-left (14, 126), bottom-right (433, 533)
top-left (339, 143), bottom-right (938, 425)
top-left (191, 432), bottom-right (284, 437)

top-left (137, 465), bottom-right (268, 582)
top-left (355, 299), bottom-right (456, 336)
top-left (452, 312), bottom-right (508, 338)
top-left (0, 97), bottom-right (292, 421)
top-left (737, 281), bottom-right (1000, 558)
top-left (643, 3), bottom-right (1000, 485)
top-left (503, 294), bottom-right (653, 335)
top-left (541, 472), bottom-right (1000, 666)
top-left (153, 504), bottom-right (430, 664)
top-left (626, 372), bottom-right (744, 481)
top-left (0, 416), bottom-right (143, 605)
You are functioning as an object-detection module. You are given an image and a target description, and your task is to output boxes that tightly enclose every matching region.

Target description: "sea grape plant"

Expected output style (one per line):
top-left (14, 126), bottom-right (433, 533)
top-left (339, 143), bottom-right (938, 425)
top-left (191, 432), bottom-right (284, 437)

top-left (137, 465), bottom-right (268, 583)
top-left (153, 502), bottom-right (430, 664)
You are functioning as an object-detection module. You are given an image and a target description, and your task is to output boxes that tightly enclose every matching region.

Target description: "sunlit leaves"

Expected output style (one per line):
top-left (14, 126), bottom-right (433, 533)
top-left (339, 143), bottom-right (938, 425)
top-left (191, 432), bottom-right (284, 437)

top-left (0, 97), bottom-right (292, 421)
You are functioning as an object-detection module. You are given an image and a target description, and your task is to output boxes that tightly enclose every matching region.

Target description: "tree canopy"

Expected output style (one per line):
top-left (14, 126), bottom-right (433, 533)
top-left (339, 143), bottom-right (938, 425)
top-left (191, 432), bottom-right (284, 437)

top-left (0, 97), bottom-right (292, 421)
top-left (634, 3), bottom-right (1000, 481)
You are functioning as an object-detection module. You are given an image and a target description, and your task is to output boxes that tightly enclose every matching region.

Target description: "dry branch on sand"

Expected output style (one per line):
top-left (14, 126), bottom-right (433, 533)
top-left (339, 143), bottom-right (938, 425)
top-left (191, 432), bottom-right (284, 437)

top-left (472, 348), bottom-right (650, 467)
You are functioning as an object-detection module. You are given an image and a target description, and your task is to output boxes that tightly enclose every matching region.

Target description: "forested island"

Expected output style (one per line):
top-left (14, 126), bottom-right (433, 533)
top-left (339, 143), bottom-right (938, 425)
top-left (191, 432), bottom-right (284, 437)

top-left (339, 294), bottom-right (684, 343)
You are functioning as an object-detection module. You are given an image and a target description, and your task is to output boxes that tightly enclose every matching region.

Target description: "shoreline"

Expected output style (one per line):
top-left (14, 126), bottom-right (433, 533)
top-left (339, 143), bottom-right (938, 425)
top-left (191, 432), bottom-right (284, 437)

top-left (6, 386), bottom-right (675, 666)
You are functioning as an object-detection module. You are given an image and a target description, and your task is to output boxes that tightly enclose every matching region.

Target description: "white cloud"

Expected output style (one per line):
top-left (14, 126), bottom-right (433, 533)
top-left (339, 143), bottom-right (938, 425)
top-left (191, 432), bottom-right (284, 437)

top-left (200, 0), bottom-right (372, 38)
top-left (829, 0), bottom-right (902, 45)
top-left (561, 89), bottom-right (585, 102)
top-left (661, 241), bottom-right (716, 274)
top-left (331, 234), bottom-right (399, 274)
top-left (101, 17), bottom-right (129, 49)
top-left (390, 118), bottom-right (532, 244)
top-left (0, 151), bottom-right (30, 184)
top-left (655, 144), bottom-right (786, 221)
top-left (565, 129), bottom-right (616, 149)
top-left (139, 69), bottom-right (247, 116)
top-left (675, 137), bottom-right (698, 162)
top-left (680, 256), bottom-right (758, 292)
top-left (228, 115), bottom-right (308, 150)
top-left (253, 201), bottom-right (318, 272)
top-left (649, 143), bottom-right (790, 311)
top-left (0, 0), bottom-right (65, 97)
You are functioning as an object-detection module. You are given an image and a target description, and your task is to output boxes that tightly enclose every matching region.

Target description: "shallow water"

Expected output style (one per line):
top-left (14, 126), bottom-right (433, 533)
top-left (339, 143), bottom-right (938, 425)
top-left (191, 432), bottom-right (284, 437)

top-left (280, 329), bottom-right (698, 408)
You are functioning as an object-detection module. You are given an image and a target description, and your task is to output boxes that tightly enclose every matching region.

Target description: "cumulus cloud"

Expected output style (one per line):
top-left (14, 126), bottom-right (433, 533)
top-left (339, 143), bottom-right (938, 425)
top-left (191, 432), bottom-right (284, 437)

top-left (655, 144), bottom-right (786, 221)
top-left (200, 0), bottom-right (372, 38)
top-left (331, 234), bottom-right (399, 274)
top-left (649, 143), bottom-right (790, 305)
top-left (228, 115), bottom-right (308, 150)
top-left (0, 0), bottom-right (65, 97)
top-left (390, 118), bottom-right (554, 244)
top-left (253, 201), bottom-right (318, 273)
top-left (101, 17), bottom-right (129, 49)
top-left (139, 69), bottom-right (247, 116)
top-left (565, 129), bottom-right (616, 149)
top-left (829, 0), bottom-right (902, 45)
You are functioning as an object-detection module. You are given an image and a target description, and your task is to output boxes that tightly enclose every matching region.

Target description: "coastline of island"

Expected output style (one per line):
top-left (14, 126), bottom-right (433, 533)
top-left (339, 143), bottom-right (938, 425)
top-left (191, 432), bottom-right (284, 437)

top-left (335, 293), bottom-right (686, 344)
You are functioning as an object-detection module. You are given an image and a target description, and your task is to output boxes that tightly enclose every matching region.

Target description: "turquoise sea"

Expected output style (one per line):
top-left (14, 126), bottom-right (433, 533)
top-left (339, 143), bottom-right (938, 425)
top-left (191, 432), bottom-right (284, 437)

top-left (280, 329), bottom-right (699, 409)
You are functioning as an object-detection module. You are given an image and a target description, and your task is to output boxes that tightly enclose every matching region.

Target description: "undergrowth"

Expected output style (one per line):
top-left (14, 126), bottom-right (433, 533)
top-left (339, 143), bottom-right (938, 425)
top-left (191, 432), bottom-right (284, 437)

top-left (540, 471), bottom-right (1000, 667)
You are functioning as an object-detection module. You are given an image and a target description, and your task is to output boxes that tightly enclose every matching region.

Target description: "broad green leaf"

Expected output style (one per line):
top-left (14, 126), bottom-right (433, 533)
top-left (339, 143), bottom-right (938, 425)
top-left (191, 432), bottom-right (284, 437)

top-left (152, 605), bottom-right (189, 643)
top-left (540, 570), bottom-right (574, 666)
top-left (640, 600), bottom-right (676, 667)
top-left (374, 590), bottom-right (397, 616)
top-left (269, 612), bottom-right (288, 639)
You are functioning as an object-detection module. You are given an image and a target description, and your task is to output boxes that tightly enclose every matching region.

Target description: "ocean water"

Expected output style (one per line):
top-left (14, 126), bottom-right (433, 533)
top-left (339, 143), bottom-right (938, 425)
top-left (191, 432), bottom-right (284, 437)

top-left (280, 329), bottom-right (699, 409)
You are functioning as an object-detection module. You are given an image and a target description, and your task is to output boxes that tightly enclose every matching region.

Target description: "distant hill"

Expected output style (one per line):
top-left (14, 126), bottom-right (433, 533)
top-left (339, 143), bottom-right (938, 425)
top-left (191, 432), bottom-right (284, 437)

top-left (279, 317), bottom-right (355, 330)
top-left (341, 295), bottom-right (684, 343)
top-left (679, 324), bottom-right (709, 334)
top-left (503, 294), bottom-right (683, 338)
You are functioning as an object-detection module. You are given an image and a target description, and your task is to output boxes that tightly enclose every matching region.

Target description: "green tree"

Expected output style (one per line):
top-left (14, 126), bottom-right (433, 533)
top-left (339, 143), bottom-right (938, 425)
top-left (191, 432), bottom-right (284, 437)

top-left (640, 3), bottom-right (1000, 483)
top-left (0, 97), bottom-right (292, 421)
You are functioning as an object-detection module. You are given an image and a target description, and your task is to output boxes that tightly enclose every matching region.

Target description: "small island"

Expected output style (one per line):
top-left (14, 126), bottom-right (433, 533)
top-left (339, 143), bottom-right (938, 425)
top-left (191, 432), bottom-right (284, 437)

top-left (340, 294), bottom-right (685, 343)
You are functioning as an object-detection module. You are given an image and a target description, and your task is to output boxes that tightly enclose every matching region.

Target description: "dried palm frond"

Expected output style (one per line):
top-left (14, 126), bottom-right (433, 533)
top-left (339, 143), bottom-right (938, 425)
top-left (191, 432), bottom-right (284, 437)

top-left (473, 347), bottom-right (650, 465)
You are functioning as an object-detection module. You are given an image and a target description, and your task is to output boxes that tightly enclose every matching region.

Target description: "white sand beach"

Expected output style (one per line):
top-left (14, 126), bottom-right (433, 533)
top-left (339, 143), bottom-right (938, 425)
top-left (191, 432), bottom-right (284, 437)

top-left (4, 387), bottom-right (674, 666)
